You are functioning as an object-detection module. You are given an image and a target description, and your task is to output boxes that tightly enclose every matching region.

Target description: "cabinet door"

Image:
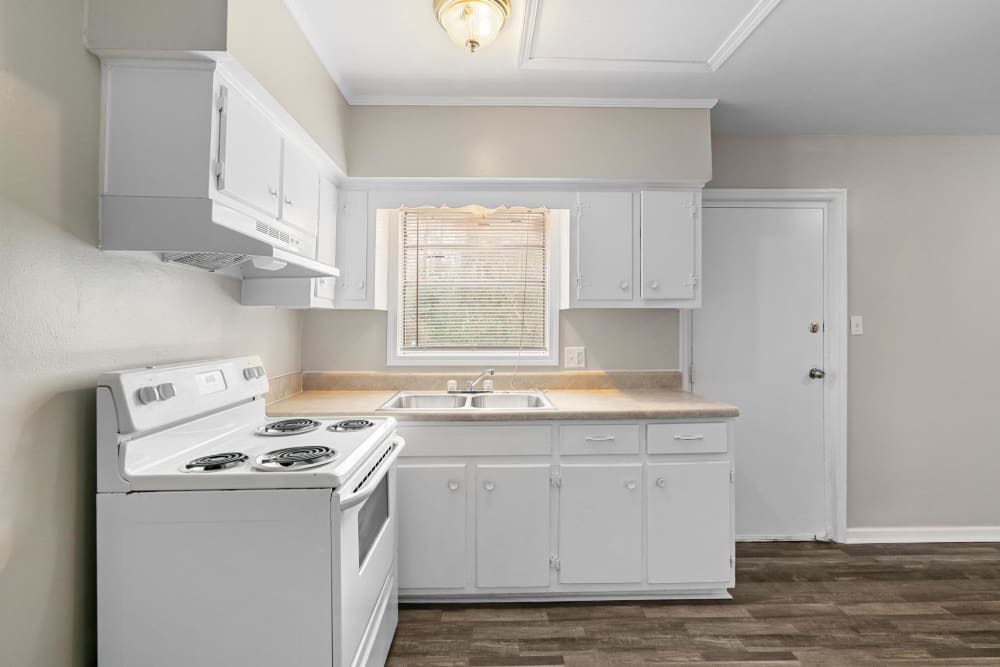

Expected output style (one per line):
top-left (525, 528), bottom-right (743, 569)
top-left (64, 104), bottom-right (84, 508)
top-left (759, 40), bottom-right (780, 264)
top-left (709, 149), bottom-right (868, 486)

top-left (558, 464), bottom-right (642, 584)
top-left (280, 140), bottom-right (320, 235)
top-left (476, 465), bottom-right (551, 588)
top-left (397, 464), bottom-right (467, 590)
top-left (313, 179), bottom-right (337, 302)
top-left (575, 192), bottom-right (634, 302)
top-left (647, 461), bottom-right (732, 584)
top-left (640, 191), bottom-right (699, 301)
top-left (335, 190), bottom-right (369, 304)
top-left (217, 85), bottom-right (281, 218)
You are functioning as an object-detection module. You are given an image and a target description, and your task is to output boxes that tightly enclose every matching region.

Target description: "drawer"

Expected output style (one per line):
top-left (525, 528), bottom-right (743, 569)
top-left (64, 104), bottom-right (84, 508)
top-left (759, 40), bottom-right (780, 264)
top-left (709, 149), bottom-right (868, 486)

top-left (560, 424), bottom-right (640, 455)
top-left (399, 425), bottom-right (551, 457)
top-left (647, 423), bottom-right (727, 455)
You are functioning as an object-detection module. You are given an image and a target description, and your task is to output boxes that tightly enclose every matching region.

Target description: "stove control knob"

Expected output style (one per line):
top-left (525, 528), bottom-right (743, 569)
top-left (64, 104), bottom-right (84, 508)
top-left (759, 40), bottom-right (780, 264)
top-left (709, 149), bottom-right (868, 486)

top-left (243, 367), bottom-right (256, 380)
top-left (254, 366), bottom-right (266, 378)
top-left (136, 385), bottom-right (159, 404)
top-left (157, 383), bottom-right (176, 400)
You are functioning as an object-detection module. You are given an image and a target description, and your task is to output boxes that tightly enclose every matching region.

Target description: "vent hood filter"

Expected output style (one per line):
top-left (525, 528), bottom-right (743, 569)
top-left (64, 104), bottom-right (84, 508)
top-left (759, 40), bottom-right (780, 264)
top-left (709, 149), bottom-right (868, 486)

top-left (161, 252), bottom-right (250, 272)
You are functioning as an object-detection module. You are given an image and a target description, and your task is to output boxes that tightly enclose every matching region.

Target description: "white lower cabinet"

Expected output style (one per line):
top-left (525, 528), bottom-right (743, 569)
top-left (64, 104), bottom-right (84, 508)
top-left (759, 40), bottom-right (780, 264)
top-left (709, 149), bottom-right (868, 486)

top-left (647, 461), bottom-right (733, 585)
top-left (558, 464), bottom-right (643, 584)
top-left (397, 420), bottom-right (734, 600)
top-left (475, 465), bottom-right (551, 588)
top-left (397, 464), bottom-right (467, 590)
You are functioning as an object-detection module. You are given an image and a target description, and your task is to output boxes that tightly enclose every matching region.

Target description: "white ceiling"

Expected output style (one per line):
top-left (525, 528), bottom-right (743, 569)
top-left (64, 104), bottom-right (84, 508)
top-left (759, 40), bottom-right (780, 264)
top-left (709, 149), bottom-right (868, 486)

top-left (285, 0), bottom-right (1000, 133)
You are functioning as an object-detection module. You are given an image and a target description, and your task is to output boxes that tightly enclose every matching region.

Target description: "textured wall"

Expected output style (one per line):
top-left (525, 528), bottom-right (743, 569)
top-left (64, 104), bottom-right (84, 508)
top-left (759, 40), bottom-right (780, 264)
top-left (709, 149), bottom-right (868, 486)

top-left (348, 106), bottom-right (712, 182)
top-left (302, 309), bottom-right (680, 372)
top-left (711, 134), bottom-right (1000, 530)
top-left (0, 0), bottom-right (303, 664)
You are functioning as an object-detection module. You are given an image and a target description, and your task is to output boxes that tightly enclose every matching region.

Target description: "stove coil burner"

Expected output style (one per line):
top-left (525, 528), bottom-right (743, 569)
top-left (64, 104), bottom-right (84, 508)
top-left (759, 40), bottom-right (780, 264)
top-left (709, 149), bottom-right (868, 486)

top-left (255, 446), bottom-right (337, 471)
top-left (327, 419), bottom-right (375, 432)
top-left (184, 452), bottom-right (248, 472)
top-left (256, 418), bottom-right (322, 436)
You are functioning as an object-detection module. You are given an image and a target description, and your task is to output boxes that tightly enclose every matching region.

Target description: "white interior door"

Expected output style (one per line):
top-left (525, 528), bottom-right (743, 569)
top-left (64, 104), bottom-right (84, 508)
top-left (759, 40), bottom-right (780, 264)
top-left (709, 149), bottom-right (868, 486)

top-left (693, 206), bottom-right (826, 540)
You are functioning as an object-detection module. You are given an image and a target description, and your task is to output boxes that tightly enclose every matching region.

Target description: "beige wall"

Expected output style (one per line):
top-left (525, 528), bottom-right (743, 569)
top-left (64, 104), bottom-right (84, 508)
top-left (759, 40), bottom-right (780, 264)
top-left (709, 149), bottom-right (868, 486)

top-left (84, 0), bottom-right (351, 170)
top-left (711, 135), bottom-right (1000, 530)
top-left (0, 1), bottom-right (303, 665)
top-left (302, 309), bottom-right (679, 372)
top-left (227, 0), bottom-right (350, 170)
top-left (347, 106), bottom-right (712, 182)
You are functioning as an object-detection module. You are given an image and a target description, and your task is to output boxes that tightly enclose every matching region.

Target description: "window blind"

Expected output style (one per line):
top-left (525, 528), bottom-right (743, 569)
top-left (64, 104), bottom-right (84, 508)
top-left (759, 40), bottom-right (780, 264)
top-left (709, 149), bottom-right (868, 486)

top-left (400, 207), bottom-right (548, 351)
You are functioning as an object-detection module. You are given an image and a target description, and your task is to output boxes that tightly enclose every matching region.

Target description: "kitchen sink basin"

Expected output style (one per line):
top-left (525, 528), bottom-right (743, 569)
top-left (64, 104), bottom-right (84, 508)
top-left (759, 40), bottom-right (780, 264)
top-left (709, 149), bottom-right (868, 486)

top-left (377, 391), bottom-right (555, 412)
top-left (469, 393), bottom-right (552, 409)
top-left (379, 393), bottom-right (469, 410)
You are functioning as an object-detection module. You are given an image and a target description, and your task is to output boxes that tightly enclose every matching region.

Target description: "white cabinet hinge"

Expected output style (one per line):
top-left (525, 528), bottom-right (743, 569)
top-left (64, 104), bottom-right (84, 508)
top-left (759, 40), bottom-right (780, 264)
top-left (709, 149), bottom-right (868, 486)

top-left (549, 555), bottom-right (561, 571)
top-left (730, 469), bottom-right (735, 483)
top-left (730, 554), bottom-right (735, 567)
top-left (550, 471), bottom-right (562, 488)
top-left (688, 362), bottom-right (694, 386)
top-left (683, 274), bottom-right (700, 288)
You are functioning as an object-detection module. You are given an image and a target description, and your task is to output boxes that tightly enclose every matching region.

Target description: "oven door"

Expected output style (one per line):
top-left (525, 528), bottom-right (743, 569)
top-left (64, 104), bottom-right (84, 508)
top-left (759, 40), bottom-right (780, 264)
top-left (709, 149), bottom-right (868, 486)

top-left (337, 435), bottom-right (404, 667)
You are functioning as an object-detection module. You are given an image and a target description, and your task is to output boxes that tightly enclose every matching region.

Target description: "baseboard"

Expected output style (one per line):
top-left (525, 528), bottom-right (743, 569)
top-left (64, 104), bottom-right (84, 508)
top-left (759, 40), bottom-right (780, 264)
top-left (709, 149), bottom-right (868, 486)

top-left (845, 526), bottom-right (1000, 544)
top-left (737, 534), bottom-right (827, 542)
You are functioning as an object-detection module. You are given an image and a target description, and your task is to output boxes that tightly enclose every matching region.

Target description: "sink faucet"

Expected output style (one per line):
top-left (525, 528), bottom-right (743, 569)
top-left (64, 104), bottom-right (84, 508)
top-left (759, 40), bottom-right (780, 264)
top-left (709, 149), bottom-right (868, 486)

top-left (466, 368), bottom-right (495, 392)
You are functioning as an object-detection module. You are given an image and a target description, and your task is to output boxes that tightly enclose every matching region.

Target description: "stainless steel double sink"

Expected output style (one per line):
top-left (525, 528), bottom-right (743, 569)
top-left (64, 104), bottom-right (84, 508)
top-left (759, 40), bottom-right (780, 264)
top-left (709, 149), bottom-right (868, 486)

top-left (377, 390), bottom-right (554, 412)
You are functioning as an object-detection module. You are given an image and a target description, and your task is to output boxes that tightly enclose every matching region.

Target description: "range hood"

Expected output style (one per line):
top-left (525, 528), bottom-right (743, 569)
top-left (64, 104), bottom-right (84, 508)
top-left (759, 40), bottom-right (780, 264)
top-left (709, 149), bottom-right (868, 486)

top-left (99, 195), bottom-right (340, 279)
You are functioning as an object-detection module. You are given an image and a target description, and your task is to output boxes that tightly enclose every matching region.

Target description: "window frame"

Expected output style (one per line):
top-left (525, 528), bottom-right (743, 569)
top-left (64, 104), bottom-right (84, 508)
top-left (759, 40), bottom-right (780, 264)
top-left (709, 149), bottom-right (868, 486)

top-left (386, 206), bottom-right (563, 367)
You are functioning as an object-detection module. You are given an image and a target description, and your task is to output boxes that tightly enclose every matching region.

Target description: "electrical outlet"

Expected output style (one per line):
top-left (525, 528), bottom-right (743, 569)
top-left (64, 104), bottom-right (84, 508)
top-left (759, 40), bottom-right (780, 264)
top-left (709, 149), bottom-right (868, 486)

top-left (850, 315), bottom-right (864, 335)
top-left (564, 347), bottom-right (586, 368)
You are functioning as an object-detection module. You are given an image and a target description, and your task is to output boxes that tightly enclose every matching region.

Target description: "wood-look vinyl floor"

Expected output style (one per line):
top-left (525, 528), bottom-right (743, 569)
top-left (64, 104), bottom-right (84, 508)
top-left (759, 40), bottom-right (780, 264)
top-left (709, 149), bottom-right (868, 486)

top-left (388, 542), bottom-right (1000, 666)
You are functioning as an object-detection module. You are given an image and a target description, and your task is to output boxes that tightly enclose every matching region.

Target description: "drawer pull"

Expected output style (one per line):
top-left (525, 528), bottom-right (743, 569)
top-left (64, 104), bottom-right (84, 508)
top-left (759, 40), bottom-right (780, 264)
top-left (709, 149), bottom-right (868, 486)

top-left (584, 435), bottom-right (616, 442)
top-left (673, 434), bottom-right (704, 441)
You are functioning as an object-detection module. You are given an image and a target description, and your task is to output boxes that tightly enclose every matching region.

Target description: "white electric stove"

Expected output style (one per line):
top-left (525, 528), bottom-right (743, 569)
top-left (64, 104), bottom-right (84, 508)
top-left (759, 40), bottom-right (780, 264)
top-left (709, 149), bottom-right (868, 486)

top-left (96, 355), bottom-right (404, 667)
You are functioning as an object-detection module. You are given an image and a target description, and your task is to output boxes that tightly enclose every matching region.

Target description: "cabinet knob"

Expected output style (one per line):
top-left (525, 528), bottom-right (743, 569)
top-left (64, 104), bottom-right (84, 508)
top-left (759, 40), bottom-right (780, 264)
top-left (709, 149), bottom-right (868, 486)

top-left (447, 480), bottom-right (460, 492)
top-left (619, 280), bottom-right (629, 290)
top-left (656, 477), bottom-right (666, 488)
top-left (356, 280), bottom-right (366, 289)
top-left (625, 480), bottom-right (637, 491)
top-left (284, 197), bottom-right (294, 206)
top-left (483, 480), bottom-right (495, 492)
top-left (267, 186), bottom-right (278, 197)
top-left (648, 280), bottom-right (660, 290)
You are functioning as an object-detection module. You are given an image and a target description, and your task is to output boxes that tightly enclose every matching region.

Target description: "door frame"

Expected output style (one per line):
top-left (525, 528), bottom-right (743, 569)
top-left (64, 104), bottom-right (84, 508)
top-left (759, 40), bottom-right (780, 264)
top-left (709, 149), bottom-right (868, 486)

top-left (680, 189), bottom-right (848, 542)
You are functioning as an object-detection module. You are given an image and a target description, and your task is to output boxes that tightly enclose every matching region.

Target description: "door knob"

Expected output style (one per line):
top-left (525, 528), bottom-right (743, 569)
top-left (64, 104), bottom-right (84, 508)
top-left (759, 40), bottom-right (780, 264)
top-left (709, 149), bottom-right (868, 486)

top-left (809, 368), bottom-right (826, 379)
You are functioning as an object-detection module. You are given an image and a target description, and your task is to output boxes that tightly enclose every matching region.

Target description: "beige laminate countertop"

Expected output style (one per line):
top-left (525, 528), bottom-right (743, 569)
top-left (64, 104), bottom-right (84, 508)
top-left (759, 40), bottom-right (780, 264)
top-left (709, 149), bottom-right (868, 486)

top-left (266, 388), bottom-right (739, 422)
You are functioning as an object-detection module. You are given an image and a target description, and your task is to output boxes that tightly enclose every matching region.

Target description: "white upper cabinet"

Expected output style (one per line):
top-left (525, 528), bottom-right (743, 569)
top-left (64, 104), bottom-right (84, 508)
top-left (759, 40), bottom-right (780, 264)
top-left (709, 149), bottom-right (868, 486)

top-left (217, 85), bottom-right (282, 219)
top-left (564, 189), bottom-right (701, 309)
top-left (641, 191), bottom-right (699, 302)
top-left (279, 140), bottom-right (320, 236)
top-left (335, 191), bottom-right (388, 310)
top-left (575, 192), bottom-right (635, 302)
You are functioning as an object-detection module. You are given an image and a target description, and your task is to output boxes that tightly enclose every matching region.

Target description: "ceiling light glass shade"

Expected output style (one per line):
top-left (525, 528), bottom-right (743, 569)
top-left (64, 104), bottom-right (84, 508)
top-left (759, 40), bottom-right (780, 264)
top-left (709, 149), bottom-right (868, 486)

top-left (434, 0), bottom-right (510, 53)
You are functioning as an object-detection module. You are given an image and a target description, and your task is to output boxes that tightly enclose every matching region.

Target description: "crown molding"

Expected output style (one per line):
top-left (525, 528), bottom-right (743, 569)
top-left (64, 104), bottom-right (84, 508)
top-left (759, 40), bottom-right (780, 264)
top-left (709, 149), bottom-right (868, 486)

top-left (347, 95), bottom-right (718, 109)
top-left (707, 0), bottom-right (784, 71)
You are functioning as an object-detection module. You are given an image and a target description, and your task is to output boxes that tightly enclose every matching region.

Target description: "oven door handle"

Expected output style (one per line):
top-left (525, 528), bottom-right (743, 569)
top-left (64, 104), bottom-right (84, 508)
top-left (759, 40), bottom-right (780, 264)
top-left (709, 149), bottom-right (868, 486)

top-left (339, 436), bottom-right (406, 511)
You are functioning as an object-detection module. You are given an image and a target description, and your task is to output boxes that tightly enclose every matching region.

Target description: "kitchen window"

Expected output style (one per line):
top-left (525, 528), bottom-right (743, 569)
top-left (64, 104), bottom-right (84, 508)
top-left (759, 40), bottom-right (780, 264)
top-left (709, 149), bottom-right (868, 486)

top-left (388, 205), bottom-right (558, 366)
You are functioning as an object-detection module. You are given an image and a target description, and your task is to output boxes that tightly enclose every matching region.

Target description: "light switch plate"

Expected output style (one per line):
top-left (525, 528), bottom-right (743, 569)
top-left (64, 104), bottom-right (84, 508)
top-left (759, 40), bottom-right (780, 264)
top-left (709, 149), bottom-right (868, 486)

top-left (564, 346), bottom-right (586, 368)
top-left (850, 315), bottom-right (864, 335)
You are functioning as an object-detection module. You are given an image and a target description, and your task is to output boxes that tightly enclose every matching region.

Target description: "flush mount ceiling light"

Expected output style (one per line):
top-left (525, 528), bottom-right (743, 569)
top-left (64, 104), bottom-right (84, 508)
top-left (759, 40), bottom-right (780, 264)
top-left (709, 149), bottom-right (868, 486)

top-left (434, 0), bottom-right (511, 53)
